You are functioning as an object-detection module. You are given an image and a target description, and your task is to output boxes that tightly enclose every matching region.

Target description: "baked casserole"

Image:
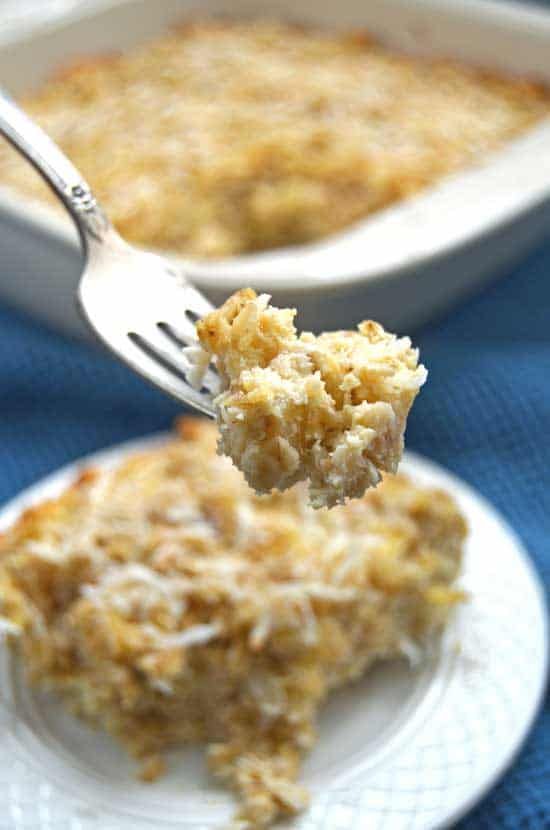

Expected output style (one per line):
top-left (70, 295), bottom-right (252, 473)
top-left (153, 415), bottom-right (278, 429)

top-left (0, 418), bottom-right (466, 828)
top-left (0, 19), bottom-right (548, 257)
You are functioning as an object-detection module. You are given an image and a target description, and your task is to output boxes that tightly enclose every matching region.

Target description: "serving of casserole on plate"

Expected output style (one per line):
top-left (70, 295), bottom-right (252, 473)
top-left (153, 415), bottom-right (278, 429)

top-left (0, 418), bottom-right (466, 828)
top-left (0, 424), bottom-right (546, 829)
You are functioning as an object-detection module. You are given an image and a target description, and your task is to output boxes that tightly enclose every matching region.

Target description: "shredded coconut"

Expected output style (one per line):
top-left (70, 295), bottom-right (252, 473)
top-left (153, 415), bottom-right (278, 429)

top-left (400, 637), bottom-right (425, 668)
top-left (182, 344), bottom-right (212, 391)
top-left (0, 617), bottom-right (20, 637)
top-left (152, 623), bottom-right (221, 649)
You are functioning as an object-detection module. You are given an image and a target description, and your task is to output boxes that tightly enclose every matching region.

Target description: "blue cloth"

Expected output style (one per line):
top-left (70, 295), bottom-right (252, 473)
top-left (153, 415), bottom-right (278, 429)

top-left (0, 246), bottom-right (548, 828)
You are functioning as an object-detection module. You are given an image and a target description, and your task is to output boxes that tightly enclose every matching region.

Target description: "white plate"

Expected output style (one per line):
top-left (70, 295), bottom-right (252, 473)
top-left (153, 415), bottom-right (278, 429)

top-left (0, 436), bottom-right (547, 830)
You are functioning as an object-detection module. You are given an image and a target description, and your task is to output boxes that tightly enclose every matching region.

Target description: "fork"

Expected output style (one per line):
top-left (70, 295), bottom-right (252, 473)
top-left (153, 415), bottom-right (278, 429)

top-left (0, 90), bottom-right (219, 416)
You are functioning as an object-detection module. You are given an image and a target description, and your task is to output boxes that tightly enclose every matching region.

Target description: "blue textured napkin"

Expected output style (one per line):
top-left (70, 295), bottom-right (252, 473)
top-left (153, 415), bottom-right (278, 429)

top-left (1, 241), bottom-right (548, 828)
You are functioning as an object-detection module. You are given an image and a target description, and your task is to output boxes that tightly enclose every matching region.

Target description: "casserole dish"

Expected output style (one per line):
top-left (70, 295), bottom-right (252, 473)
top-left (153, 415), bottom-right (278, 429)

top-left (1, 0), bottom-right (550, 337)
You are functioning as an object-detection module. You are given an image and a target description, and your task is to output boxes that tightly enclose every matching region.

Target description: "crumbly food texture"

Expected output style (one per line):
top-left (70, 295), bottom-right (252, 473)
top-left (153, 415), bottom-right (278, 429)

top-left (0, 419), bottom-right (466, 828)
top-left (197, 289), bottom-right (427, 508)
top-left (0, 20), bottom-right (548, 257)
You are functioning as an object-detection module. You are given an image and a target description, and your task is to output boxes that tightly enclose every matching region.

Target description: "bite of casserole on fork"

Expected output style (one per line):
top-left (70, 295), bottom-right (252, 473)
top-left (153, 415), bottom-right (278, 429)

top-left (195, 289), bottom-right (427, 508)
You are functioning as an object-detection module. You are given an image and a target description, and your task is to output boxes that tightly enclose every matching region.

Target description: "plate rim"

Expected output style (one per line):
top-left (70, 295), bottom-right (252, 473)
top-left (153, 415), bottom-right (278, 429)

top-left (400, 452), bottom-right (549, 830)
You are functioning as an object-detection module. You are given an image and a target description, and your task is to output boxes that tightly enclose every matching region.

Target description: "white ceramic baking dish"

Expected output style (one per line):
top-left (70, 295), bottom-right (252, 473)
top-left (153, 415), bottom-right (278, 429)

top-left (1, 0), bottom-right (550, 338)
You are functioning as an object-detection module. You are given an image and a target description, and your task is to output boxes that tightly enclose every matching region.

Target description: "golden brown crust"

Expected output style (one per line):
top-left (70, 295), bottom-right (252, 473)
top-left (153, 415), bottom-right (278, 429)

top-left (175, 415), bottom-right (211, 441)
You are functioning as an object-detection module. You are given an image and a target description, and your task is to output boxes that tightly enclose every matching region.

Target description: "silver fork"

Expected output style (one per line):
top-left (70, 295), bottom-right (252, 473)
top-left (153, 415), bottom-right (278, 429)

top-left (0, 90), bottom-right (219, 416)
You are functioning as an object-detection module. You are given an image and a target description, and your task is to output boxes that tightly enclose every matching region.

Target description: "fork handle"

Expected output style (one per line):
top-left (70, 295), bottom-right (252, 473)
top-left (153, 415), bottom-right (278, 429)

top-left (0, 88), bottom-right (111, 251)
